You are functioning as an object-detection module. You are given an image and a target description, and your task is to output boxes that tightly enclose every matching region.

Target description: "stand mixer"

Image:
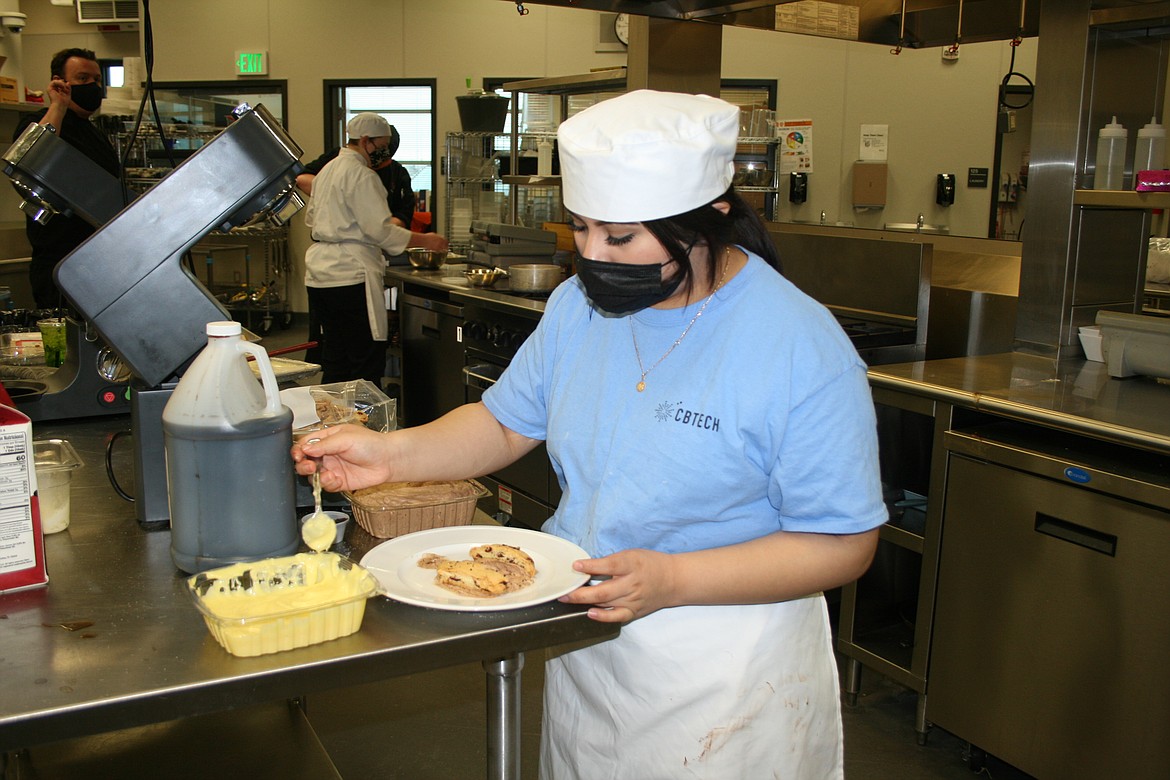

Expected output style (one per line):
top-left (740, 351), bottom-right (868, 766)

top-left (1, 122), bottom-right (134, 421)
top-left (5, 103), bottom-right (305, 530)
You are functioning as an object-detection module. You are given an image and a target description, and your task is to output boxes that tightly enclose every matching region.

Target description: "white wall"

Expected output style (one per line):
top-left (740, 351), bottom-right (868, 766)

top-left (723, 23), bottom-right (1036, 235)
top-left (10, 0), bottom-right (1037, 312)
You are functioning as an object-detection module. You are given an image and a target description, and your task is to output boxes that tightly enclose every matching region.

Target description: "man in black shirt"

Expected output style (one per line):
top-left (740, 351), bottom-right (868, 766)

top-left (13, 47), bottom-right (120, 309)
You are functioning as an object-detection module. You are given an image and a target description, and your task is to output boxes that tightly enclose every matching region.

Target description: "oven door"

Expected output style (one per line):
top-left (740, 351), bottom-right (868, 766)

top-left (463, 360), bottom-right (559, 530)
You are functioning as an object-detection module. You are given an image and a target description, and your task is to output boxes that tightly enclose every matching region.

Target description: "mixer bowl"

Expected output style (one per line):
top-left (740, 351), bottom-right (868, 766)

top-left (407, 248), bottom-right (448, 270)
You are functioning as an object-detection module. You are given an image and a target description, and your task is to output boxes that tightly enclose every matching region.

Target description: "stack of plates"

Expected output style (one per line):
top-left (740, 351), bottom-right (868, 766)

top-left (450, 197), bottom-right (473, 243)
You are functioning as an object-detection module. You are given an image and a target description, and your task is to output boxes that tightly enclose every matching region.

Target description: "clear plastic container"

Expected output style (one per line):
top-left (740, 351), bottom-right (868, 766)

top-left (164, 321), bottom-right (297, 574)
top-left (33, 439), bottom-right (83, 534)
top-left (187, 552), bottom-right (378, 657)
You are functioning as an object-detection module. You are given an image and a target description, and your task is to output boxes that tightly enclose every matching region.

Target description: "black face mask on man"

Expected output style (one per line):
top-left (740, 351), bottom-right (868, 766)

top-left (575, 257), bottom-right (683, 316)
top-left (368, 144), bottom-right (393, 167)
top-left (70, 82), bottom-right (104, 112)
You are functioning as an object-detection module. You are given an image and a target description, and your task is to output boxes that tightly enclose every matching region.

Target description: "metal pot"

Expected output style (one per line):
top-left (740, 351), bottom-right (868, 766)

top-left (508, 263), bottom-right (563, 293)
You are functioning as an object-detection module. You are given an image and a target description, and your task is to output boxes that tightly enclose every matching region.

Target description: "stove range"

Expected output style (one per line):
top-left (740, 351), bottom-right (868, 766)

top-left (462, 299), bottom-right (558, 530)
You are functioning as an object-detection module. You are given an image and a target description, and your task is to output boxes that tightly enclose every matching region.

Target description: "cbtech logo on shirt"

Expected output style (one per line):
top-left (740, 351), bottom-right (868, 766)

top-left (655, 401), bottom-right (721, 431)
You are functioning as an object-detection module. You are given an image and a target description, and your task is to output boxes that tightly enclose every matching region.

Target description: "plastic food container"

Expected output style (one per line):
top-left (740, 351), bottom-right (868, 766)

top-left (344, 479), bottom-right (489, 539)
top-left (187, 552), bottom-right (378, 657)
top-left (33, 439), bottom-right (84, 534)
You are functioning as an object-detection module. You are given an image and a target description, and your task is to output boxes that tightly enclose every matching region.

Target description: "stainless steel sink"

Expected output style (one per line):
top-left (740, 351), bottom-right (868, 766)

top-left (790, 220), bottom-right (855, 227)
top-left (884, 222), bottom-right (950, 235)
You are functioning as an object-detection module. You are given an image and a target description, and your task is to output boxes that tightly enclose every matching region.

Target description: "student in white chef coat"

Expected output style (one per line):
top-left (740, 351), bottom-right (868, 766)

top-left (303, 112), bottom-right (447, 383)
top-left (294, 90), bottom-right (886, 778)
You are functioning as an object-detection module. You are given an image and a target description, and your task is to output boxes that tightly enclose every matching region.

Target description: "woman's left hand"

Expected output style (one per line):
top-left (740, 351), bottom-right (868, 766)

top-left (558, 549), bottom-right (678, 624)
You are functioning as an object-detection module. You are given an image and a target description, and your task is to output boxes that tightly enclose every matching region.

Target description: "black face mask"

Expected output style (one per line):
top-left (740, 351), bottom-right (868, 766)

top-left (70, 82), bottom-right (104, 112)
top-left (369, 144), bottom-right (393, 167)
top-left (576, 256), bottom-right (683, 316)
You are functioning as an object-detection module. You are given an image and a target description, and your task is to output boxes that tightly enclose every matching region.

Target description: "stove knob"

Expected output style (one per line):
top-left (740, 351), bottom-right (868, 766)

top-left (492, 328), bottom-right (512, 349)
top-left (505, 331), bottom-right (529, 351)
top-left (465, 320), bottom-right (487, 340)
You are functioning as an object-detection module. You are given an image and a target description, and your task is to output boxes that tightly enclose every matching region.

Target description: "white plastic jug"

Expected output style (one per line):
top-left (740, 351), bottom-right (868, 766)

top-left (163, 321), bottom-right (297, 574)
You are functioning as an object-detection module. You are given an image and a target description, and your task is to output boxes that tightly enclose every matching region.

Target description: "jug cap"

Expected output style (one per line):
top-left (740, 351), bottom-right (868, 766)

top-left (207, 321), bottom-right (242, 337)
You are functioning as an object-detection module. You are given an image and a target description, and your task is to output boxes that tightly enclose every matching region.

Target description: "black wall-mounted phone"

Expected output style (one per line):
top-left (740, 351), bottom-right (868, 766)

top-left (936, 173), bottom-right (956, 206)
top-left (789, 172), bottom-right (808, 203)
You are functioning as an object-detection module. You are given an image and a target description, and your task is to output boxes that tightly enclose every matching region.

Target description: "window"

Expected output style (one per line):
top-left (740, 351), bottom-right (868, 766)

top-left (99, 59), bottom-right (124, 89)
top-left (322, 79), bottom-right (437, 193)
top-left (150, 81), bottom-right (288, 128)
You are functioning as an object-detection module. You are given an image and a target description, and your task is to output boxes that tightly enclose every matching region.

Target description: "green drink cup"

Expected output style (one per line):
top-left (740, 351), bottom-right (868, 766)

top-left (37, 318), bottom-right (67, 368)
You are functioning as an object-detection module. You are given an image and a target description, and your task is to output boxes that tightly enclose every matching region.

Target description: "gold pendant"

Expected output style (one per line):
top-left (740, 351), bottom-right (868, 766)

top-left (636, 380), bottom-right (646, 392)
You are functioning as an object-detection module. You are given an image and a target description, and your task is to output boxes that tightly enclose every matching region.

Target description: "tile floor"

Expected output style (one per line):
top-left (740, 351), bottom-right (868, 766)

top-left (302, 650), bottom-right (1036, 779)
top-left (261, 324), bottom-right (1035, 779)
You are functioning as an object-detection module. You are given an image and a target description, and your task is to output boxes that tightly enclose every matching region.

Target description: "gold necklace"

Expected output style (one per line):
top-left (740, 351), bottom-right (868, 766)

top-left (631, 251), bottom-right (732, 392)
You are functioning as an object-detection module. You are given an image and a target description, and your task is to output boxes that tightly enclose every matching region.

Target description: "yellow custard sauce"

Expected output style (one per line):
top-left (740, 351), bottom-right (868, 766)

top-left (188, 553), bottom-right (378, 657)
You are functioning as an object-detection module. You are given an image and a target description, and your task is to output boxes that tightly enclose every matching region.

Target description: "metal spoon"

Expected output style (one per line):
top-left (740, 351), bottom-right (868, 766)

top-left (301, 440), bottom-right (334, 552)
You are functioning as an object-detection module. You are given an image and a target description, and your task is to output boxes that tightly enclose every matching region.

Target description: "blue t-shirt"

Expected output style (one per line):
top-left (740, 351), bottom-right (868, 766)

top-left (482, 251), bottom-right (887, 558)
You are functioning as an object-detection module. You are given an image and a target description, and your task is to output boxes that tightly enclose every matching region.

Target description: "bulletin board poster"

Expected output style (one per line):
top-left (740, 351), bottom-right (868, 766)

top-left (778, 119), bottom-right (813, 174)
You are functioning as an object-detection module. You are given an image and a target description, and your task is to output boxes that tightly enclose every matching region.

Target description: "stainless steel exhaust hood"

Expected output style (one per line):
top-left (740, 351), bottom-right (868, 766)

top-left (506, 0), bottom-right (1044, 48)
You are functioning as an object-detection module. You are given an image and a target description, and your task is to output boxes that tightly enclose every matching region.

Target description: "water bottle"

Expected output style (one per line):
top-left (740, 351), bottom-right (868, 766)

top-left (1134, 117), bottom-right (1166, 179)
top-left (1093, 116), bottom-right (1127, 190)
top-left (163, 320), bottom-right (296, 574)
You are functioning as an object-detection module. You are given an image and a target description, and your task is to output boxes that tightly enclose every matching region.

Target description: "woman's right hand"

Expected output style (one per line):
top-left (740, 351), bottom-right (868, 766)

top-left (292, 423), bottom-right (394, 494)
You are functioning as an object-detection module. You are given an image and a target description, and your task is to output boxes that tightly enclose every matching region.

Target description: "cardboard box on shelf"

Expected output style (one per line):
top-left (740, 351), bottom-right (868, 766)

top-left (0, 76), bottom-right (20, 104)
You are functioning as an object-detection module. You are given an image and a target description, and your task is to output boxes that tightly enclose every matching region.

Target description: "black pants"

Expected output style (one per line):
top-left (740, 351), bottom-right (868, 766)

top-left (306, 283), bottom-right (387, 386)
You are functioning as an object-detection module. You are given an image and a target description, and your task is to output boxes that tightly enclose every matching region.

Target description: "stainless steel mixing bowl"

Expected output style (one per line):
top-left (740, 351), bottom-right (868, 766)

top-left (407, 248), bottom-right (448, 270)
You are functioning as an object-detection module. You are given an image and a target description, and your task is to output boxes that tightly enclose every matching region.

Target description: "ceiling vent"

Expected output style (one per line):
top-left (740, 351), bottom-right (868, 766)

top-left (76, 0), bottom-right (140, 25)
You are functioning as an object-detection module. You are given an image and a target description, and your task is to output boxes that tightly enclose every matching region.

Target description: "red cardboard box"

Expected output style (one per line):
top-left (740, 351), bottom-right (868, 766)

top-left (0, 404), bottom-right (48, 594)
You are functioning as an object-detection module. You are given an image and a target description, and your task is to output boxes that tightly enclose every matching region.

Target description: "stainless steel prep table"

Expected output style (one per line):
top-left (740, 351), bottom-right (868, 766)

top-left (386, 264), bottom-right (550, 318)
top-left (867, 351), bottom-right (1170, 451)
top-left (846, 351), bottom-right (1170, 773)
top-left (0, 416), bottom-right (617, 779)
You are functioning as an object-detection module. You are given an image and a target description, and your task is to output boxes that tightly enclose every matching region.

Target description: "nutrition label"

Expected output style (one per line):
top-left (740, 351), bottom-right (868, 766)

top-left (0, 427), bottom-right (35, 574)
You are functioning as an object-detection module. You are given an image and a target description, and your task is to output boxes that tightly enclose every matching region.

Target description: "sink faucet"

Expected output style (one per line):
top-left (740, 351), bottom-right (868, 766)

top-left (820, 210), bottom-right (827, 225)
top-left (916, 213), bottom-right (925, 231)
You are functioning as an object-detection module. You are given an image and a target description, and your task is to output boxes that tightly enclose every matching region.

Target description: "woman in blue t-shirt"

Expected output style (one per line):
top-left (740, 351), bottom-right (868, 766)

top-left (295, 89), bottom-right (886, 779)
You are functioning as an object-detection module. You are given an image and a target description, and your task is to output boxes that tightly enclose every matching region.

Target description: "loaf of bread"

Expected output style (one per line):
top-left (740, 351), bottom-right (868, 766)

top-left (351, 480), bottom-right (483, 509)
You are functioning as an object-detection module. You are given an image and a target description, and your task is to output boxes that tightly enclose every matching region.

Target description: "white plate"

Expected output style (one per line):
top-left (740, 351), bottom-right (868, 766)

top-left (360, 526), bottom-right (590, 612)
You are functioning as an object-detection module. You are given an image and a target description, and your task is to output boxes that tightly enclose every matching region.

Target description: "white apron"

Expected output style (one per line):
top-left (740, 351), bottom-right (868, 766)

top-left (540, 596), bottom-right (843, 780)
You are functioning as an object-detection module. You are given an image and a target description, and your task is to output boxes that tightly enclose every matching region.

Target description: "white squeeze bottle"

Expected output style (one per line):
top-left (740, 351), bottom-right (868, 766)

top-left (537, 138), bottom-right (553, 177)
top-left (163, 321), bottom-right (297, 574)
top-left (1134, 117), bottom-right (1166, 179)
top-left (1094, 115), bottom-right (1127, 190)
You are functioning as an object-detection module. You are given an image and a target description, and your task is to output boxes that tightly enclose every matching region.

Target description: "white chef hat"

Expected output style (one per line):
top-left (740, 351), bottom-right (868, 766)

top-left (557, 90), bottom-right (739, 222)
top-left (346, 112), bottom-right (391, 140)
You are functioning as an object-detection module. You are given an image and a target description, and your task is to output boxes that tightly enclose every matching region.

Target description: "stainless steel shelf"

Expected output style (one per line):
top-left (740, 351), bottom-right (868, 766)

top-left (502, 175), bottom-right (561, 187)
top-left (1073, 189), bottom-right (1170, 208)
top-left (879, 522), bottom-right (926, 554)
top-left (503, 68), bottom-right (627, 95)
